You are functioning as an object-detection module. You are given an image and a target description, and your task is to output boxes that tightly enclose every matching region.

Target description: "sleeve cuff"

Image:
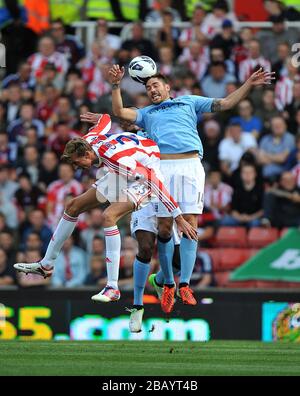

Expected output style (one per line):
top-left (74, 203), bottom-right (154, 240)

top-left (171, 207), bottom-right (182, 218)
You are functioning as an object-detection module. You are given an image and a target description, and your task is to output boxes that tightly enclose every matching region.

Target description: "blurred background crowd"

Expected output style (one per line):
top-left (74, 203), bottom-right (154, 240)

top-left (0, 0), bottom-right (300, 290)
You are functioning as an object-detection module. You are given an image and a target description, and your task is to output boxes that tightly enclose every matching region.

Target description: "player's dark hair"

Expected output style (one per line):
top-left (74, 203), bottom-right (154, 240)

top-left (145, 73), bottom-right (169, 85)
top-left (61, 138), bottom-right (92, 163)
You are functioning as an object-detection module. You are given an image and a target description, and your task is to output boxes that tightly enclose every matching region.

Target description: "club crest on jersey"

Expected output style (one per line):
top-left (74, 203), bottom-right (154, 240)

top-left (103, 142), bottom-right (116, 149)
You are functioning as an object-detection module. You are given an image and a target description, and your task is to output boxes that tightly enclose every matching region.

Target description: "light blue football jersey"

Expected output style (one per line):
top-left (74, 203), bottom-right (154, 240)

top-left (135, 95), bottom-right (214, 158)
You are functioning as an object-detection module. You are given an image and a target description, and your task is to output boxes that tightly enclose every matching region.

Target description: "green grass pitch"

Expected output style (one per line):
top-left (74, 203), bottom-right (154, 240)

top-left (0, 340), bottom-right (300, 376)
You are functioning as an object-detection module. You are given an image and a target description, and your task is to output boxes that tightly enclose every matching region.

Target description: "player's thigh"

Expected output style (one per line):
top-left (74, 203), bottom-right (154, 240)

top-left (103, 201), bottom-right (135, 226)
top-left (66, 188), bottom-right (106, 216)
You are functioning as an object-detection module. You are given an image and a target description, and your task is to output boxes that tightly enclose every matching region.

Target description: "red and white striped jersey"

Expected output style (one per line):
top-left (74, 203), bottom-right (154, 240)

top-left (275, 76), bottom-right (295, 111)
top-left (28, 51), bottom-right (69, 79)
top-left (204, 182), bottom-right (233, 219)
top-left (239, 57), bottom-right (271, 83)
top-left (83, 114), bottom-right (181, 217)
top-left (47, 179), bottom-right (83, 229)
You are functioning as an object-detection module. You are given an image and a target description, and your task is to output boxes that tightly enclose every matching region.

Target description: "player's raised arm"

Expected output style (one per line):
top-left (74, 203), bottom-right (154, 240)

top-left (108, 64), bottom-right (138, 122)
top-left (211, 68), bottom-right (276, 112)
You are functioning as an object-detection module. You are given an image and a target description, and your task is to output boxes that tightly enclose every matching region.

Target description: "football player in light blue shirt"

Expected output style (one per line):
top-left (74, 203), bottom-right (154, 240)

top-left (109, 64), bottom-right (275, 314)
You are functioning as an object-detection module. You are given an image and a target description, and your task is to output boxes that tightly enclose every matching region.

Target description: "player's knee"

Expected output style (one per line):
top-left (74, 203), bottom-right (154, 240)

top-left (158, 224), bottom-right (173, 239)
top-left (102, 210), bottom-right (117, 227)
top-left (137, 241), bottom-right (154, 262)
top-left (65, 198), bottom-right (81, 218)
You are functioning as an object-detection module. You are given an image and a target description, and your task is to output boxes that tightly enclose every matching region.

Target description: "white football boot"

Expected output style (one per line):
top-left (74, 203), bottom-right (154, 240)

top-left (91, 286), bottom-right (121, 303)
top-left (14, 262), bottom-right (53, 279)
top-left (126, 307), bottom-right (144, 333)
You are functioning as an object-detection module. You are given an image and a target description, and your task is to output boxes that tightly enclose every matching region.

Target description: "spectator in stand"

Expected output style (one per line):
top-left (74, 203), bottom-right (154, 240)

top-left (34, 61), bottom-right (65, 93)
top-left (178, 40), bottom-right (209, 82)
top-left (210, 19), bottom-right (239, 61)
top-left (36, 84), bottom-right (58, 124)
top-left (291, 147), bottom-right (300, 188)
top-left (3, 84), bottom-right (22, 124)
top-left (239, 39), bottom-right (271, 83)
top-left (16, 145), bottom-right (40, 185)
top-left (118, 249), bottom-right (134, 290)
top-left (0, 247), bottom-right (16, 286)
top-left (50, 19), bottom-right (85, 66)
top-left (0, 229), bottom-right (17, 264)
top-left (219, 122), bottom-right (257, 179)
top-left (23, 231), bottom-right (43, 253)
top-left (120, 22), bottom-right (157, 63)
top-left (271, 41), bottom-right (291, 82)
top-left (7, 101), bottom-right (44, 146)
top-left (220, 163), bottom-right (264, 227)
top-left (191, 251), bottom-right (214, 289)
top-left (47, 121), bottom-right (79, 158)
top-left (84, 255), bottom-right (107, 287)
top-left (21, 209), bottom-right (52, 255)
top-left (0, 132), bottom-right (17, 165)
top-left (80, 208), bottom-right (105, 254)
top-left (258, 116), bottom-right (295, 181)
top-left (46, 163), bottom-right (83, 230)
top-left (145, 0), bottom-right (182, 23)
top-left (2, 61), bottom-right (35, 91)
top-left (200, 119), bottom-right (222, 172)
top-left (255, 88), bottom-right (280, 133)
top-left (38, 151), bottom-right (59, 192)
top-left (179, 4), bottom-right (207, 50)
top-left (68, 79), bottom-right (92, 111)
top-left (232, 27), bottom-right (253, 69)
top-left (197, 208), bottom-right (218, 248)
top-left (209, 47), bottom-right (235, 79)
top-left (14, 173), bottom-right (44, 215)
top-left (46, 95), bottom-right (77, 133)
top-left (17, 249), bottom-right (50, 288)
top-left (230, 98), bottom-right (263, 139)
top-left (284, 81), bottom-right (300, 133)
top-left (263, 171), bottom-right (300, 228)
top-left (79, 42), bottom-right (111, 103)
top-left (201, 61), bottom-right (236, 98)
top-left (94, 18), bottom-right (121, 60)
top-left (28, 35), bottom-right (69, 81)
top-left (89, 236), bottom-right (105, 259)
top-left (257, 14), bottom-right (299, 64)
top-left (157, 46), bottom-right (176, 78)
top-left (155, 9), bottom-right (181, 55)
top-left (263, 0), bottom-right (300, 21)
top-left (0, 164), bottom-right (19, 230)
top-left (204, 169), bottom-right (233, 220)
top-left (52, 236), bottom-right (87, 288)
top-left (201, 0), bottom-right (238, 40)
top-left (275, 57), bottom-right (300, 111)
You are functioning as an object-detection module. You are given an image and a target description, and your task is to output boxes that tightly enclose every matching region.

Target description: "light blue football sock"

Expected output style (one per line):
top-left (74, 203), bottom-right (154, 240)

top-left (157, 236), bottom-right (175, 285)
top-left (179, 236), bottom-right (197, 285)
top-left (133, 257), bottom-right (151, 306)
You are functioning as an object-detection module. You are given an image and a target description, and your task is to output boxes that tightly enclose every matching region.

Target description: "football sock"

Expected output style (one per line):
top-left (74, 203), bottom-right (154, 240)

top-left (155, 266), bottom-right (181, 287)
top-left (133, 256), bottom-right (150, 306)
top-left (179, 235), bottom-right (197, 285)
top-left (104, 226), bottom-right (121, 289)
top-left (41, 212), bottom-right (77, 269)
top-left (157, 235), bottom-right (175, 285)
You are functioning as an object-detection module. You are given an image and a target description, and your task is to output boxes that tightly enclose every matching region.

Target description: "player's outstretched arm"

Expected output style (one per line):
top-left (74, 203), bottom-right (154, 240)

top-left (108, 64), bottom-right (137, 122)
top-left (212, 68), bottom-right (276, 112)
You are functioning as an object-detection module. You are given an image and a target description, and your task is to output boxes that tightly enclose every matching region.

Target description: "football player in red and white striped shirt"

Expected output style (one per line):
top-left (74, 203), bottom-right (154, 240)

top-left (14, 114), bottom-right (197, 331)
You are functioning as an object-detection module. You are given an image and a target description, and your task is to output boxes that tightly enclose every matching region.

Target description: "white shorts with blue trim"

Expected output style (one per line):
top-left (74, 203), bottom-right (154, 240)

top-left (155, 157), bottom-right (205, 217)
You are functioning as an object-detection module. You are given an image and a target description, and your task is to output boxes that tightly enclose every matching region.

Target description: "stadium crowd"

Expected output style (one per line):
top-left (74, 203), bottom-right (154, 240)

top-left (0, 0), bottom-right (300, 289)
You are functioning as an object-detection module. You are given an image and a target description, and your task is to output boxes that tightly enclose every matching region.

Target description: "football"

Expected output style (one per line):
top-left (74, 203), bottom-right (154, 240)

top-left (128, 55), bottom-right (157, 84)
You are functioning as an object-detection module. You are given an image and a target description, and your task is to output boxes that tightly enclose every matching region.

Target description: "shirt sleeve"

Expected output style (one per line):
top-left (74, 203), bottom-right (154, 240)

top-left (102, 155), bottom-right (182, 218)
top-left (192, 95), bottom-right (215, 114)
top-left (135, 107), bottom-right (146, 129)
